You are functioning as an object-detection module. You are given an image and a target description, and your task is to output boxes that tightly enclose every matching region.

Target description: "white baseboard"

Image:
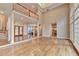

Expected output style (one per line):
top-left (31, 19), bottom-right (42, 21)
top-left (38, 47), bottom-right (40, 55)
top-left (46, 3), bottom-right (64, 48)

top-left (42, 36), bottom-right (70, 39)
top-left (0, 36), bottom-right (70, 48)
top-left (0, 37), bottom-right (36, 48)
top-left (57, 37), bottom-right (70, 39)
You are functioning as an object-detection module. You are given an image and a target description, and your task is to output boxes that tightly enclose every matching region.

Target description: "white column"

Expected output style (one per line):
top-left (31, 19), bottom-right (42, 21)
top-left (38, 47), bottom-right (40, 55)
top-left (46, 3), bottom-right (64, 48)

top-left (37, 23), bottom-right (40, 38)
top-left (11, 12), bottom-right (14, 43)
top-left (8, 12), bottom-right (14, 44)
top-left (8, 16), bottom-right (11, 42)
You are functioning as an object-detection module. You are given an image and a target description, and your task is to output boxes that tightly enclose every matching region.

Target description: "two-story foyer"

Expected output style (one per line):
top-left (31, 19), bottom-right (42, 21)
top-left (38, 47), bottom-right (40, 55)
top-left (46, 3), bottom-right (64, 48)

top-left (0, 3), bottom-right (79, 56)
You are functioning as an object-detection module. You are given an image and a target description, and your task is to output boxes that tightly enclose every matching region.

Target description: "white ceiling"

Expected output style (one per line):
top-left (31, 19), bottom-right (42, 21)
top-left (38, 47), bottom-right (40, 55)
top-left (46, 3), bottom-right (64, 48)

top-left (19, 3), bottom-right (64, 13)
top-left (0, 3), bottom-right (64, 15)
top-left (19, 3), bottom-right (38, 13)
top-left (38, 3), bottom-right (53, 8)
top-left (38, 3), bottom-right (64, 13)
top-left (0, 3), bottom-right (64, 24)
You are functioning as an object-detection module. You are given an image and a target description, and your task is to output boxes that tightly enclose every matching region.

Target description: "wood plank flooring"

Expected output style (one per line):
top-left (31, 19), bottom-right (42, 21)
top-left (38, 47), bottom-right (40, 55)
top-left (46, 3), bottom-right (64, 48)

top-left (0, 37), bottom-right (78, 56)
top-left (0, 39), bottom-right (8, 46)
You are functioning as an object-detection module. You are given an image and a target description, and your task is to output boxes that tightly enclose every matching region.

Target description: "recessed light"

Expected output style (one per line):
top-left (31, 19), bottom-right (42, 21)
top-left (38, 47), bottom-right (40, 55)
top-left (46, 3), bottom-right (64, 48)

top-left (0, 11), bottom-right (4, 14)
top-left (32, 5), bottom-right (35, 8)
top-left (21, 17), bottom-right (23, 20)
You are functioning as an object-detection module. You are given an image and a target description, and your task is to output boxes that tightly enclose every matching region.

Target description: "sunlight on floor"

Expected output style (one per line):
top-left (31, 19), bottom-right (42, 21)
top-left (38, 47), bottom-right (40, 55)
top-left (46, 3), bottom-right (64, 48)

top-left (0, 38), bottom-right (78, 56)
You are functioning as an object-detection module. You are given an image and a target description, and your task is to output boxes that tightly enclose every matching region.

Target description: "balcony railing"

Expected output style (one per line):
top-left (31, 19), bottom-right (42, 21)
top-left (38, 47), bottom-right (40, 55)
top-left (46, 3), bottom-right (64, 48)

top-left (13, 3), bottom-right (39, 20)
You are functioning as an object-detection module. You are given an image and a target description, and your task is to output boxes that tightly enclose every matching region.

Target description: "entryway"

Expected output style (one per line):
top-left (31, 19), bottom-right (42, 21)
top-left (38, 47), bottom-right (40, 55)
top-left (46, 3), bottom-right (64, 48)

top-left (51, 23), bottom-right (57, 38)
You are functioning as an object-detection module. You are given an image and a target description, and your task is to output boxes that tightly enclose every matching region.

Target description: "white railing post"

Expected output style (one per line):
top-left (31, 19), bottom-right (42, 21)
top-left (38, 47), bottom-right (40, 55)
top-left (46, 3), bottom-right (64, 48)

top-left (37, 23), bottom-right (40, 38)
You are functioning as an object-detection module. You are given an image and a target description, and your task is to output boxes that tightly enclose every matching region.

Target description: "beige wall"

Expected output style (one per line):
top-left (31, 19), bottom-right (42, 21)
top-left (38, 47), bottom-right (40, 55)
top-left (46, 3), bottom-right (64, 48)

top-left (42, 4), bottom-right (69, 24)
top-left (41, 4), bottom-right (70, 38)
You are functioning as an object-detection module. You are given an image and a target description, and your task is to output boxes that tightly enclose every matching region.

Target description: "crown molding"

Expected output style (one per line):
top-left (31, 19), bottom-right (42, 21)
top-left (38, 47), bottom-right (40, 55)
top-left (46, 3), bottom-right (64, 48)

top-left (37, 3), bottom-right (65, 13)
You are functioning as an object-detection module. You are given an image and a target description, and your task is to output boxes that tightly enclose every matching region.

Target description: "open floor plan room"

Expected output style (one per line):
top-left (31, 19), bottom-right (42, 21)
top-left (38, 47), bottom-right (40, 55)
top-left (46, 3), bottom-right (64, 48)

top-left (0, 3), bottom-right (79, 56)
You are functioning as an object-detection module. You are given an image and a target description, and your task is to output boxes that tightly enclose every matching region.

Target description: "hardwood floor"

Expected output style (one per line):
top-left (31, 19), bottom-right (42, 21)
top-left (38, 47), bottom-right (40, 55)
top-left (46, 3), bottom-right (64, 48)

top-left (0, 37), bottom-right (78, 56)
top-left (0, 39), bottom-right (8, 46)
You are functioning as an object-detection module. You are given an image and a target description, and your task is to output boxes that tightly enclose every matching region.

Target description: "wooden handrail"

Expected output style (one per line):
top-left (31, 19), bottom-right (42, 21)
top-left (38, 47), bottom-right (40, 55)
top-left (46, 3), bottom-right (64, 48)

top-left (13, 3), bottom-right (39, 19)
top-left (17, 3), bottom-right (38, 16)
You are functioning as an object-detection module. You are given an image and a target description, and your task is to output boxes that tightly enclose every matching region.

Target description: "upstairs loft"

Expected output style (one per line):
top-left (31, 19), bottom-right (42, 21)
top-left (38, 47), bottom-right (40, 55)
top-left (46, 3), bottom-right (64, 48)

top-left (0, 3), bottom-right (39, 20)
top-left (13, 3), bottom-right (39, 20)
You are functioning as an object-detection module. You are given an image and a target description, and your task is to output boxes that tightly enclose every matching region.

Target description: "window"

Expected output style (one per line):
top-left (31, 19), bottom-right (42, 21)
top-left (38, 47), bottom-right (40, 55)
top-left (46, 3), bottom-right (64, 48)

top-left (73, 5), bottom-right (79, 45)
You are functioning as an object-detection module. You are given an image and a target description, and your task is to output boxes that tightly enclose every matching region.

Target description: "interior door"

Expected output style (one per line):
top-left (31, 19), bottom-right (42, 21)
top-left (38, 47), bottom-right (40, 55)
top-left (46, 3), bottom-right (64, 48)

top-left (51, 24), bottom-right (57, 37)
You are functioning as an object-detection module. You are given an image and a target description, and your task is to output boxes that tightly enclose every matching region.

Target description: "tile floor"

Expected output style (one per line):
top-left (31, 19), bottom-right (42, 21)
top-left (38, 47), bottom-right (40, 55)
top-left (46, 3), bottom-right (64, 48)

top-left (0, 37), bottom-right (78, 56)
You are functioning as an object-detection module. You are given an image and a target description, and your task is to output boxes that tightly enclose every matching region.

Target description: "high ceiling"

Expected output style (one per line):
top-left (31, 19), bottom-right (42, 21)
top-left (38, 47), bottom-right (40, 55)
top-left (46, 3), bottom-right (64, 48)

top-left (38, 3), bottom-right (64, 13)
top-left (19, 3), bottom-right (38, 13)
top-left (0, 3), bottom-right (64, 16)
top-left (38, 3), bottom-right (53, 8)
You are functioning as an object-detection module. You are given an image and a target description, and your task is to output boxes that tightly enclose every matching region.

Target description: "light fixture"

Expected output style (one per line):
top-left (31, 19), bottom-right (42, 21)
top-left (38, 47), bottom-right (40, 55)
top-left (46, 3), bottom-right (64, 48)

top-left (38, 3), bottom-right (51, 8)
top-left (21, 17), bottom-right (23, 20)
top-left (0, 11), bottom-right (4, 14)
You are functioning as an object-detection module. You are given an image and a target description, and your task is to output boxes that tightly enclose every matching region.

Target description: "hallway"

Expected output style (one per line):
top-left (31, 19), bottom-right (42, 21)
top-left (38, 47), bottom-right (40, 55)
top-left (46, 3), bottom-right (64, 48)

top-left (0, 37), bottom-right (77, 56)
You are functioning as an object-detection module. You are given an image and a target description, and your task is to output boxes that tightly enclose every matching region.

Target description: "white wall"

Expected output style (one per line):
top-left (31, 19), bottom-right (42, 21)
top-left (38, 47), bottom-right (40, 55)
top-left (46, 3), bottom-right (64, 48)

top-left (57, 16), bottom-right (69, 39)
top-left (42, 24), bottom-right (51, 37)
top-left (24, 25), bottom-right (28, 35)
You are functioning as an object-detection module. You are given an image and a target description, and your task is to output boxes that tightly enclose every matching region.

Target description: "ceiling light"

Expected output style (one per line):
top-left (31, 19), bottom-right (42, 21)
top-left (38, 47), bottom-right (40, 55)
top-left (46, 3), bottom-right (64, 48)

top-left (38, 3), bottom-right (51, 8)
top-left (21, 17), bottom-right (23, 20)
top-left (0, 11), bottom-right (4, 14)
